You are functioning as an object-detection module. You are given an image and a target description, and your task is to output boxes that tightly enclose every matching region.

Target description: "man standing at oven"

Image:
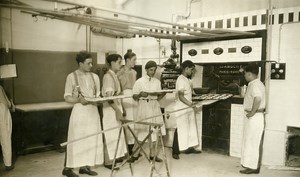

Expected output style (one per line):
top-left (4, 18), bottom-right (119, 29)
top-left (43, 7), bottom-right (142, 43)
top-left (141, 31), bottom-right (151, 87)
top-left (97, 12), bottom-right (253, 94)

top-left (172, 60), bottom-right (201, 160)
top-left (240, 63), bottom-right (265, 174)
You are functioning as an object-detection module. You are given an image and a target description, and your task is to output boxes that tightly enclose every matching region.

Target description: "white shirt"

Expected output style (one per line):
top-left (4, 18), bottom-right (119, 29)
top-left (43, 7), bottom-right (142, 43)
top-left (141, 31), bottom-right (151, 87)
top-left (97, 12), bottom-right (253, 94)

top-left (243, 79), bottom-right (266, 111)
top-left (64, 70), bottom-right (100, 98)
top-left (175, 75), bottom-right (193, 103)
top-left (133, 75), bottom-right (161, 100)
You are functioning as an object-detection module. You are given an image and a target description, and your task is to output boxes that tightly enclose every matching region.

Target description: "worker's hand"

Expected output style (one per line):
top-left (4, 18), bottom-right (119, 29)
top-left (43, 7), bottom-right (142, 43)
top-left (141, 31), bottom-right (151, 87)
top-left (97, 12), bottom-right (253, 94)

top-left (246, 111), bottom-right (255, 118)
top-left (79, 96), bottom-right (89, 105)
top-left (139, 91), bottom-right (148, 98)
top-left (115, 109), bottom-right (123, 121)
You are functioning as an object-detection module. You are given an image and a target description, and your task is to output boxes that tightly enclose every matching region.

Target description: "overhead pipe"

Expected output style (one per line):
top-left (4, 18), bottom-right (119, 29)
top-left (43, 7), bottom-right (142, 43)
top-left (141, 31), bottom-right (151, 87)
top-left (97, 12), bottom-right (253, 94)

top-left (19, 7), bottom-right (201, 40)
top-left (6, 3), bottom-right (220, 38)
top-left (20, 8), bottom-right (247, 40)
top-left (2, 3), bottom-right (254, 39)
top-left (36, 0), bottom-right (254, 35)
top-left (94, 16), bottom-right (219, 37)
top-left (50, 14), bottom-right (199, 40)
top-left (91, 26), bottom-right (134, 38)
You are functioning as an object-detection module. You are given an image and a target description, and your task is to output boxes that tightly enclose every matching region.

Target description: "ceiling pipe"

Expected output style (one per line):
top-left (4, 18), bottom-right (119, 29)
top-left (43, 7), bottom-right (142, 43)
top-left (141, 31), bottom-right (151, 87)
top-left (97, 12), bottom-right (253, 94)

top-left (52, 15), bottom-right (199, 40)
top-left (1, 3), bottom-right (254, 39)
top-left (18, 5), bottom-right (217, 39)
top-left (35, 0), bottom-right (254, 35)
top-left (91, 26), bottom-right (134, 38)
top-left (6, 3), bottom-right (217, 37)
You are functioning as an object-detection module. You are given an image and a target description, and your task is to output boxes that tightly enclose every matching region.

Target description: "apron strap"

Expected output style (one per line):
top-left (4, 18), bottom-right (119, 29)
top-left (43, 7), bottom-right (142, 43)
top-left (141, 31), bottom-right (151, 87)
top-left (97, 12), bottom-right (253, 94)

top-left (107, 70), bottom-right (119, 95)
top-left (73, 71), bottom-right (82, 97)
top-left (73, 71), bottom-right (97, 98)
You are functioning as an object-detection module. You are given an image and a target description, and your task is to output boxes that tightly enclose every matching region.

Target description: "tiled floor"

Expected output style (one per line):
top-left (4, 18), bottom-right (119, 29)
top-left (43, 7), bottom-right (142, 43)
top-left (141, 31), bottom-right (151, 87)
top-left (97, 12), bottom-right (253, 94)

top-left (0, 149), bottom-right (299, 177)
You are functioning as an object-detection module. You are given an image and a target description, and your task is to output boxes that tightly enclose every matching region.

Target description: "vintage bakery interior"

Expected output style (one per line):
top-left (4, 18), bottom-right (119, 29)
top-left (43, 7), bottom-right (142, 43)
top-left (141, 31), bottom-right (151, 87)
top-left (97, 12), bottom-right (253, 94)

top-left (0, 0), bottom-right (299, 177)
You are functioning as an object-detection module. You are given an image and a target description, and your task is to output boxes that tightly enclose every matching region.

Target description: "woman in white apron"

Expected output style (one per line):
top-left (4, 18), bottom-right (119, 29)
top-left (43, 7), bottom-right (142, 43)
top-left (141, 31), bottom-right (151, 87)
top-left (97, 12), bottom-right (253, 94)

top-left (131, 60), bottom-right (166, 162)
top-left (172, 60), bottom-right (201, 160)
top-left (102, 54), bottom-right (126, 169)
top-left (117, 49), bottom-right (138, 155)
top-left (63, 51), bottom-right (103, 177)
top-left (0, 85), bottom-right (15, 171)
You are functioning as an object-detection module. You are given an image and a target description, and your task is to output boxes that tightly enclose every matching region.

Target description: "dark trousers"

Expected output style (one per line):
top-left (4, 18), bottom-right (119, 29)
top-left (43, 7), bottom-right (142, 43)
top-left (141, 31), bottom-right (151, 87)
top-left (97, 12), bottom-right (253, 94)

top-left (172, 129), bottom-right (180, 155)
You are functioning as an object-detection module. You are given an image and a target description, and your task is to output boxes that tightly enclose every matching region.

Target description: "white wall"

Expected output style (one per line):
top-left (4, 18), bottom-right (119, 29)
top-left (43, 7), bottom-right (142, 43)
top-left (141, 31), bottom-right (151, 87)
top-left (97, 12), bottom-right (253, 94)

top-left (262, 22), bottom-right (300, 166)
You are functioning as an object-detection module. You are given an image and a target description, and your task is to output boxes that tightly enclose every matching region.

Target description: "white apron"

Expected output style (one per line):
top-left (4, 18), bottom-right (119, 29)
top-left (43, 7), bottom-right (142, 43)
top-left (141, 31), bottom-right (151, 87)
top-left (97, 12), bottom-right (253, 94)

top-left (174, 75), bottom-right (199, 151)
top-left (122, 89), bottom-right (137, 144)
top-left (66, 103), bottom-right (103, 168)
top-left (0, 103), bottom-right (12, 166)
top-left (135, 99), bottom-right (166, 142)
top-left (174, 102), bottom-right (199, 151)
top-left (241, 112), bottom-right (264, 169)
top-left (102, 100), bottom-right (127, 160)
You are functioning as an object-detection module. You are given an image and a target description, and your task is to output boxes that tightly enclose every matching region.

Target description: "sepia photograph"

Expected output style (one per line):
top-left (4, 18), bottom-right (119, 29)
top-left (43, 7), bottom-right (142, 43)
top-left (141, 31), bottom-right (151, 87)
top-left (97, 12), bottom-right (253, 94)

top-left (0, 0), bottom-right (299, 177)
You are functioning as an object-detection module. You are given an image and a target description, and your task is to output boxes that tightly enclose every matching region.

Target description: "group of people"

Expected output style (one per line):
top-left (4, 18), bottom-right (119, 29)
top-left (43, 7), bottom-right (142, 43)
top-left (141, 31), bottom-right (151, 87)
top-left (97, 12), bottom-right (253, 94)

top-left (0, 50), bottom-right (265, 177)
top-left (61, 50), bottom-right (204, 177)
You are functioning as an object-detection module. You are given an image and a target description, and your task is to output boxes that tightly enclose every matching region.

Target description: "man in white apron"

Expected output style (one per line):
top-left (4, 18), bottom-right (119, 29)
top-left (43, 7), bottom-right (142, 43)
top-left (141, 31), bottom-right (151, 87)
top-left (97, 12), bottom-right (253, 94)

top-left (117, 49), bottom-right (137, 155)
top-left (240, 63), bottom-right (265, 174)
top-left (0, 85), bottom-right (15, 171)
top-left (102, 54), bottom-right (127, 170)
top-left (172, 60), bottom-right (201, 160)
top-left (130, 60), bottom-right (166, 162)
top-left (63, 51), bottom-right (103, 177)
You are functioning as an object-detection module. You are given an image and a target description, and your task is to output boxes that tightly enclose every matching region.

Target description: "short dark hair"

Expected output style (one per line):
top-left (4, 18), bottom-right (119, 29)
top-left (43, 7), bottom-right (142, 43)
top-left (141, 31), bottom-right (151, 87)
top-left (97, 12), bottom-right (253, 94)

top-left (181, 60), bottom-right (195, 71)
top-left (244, 63), bottom-right (259, 75)
top-left (124, 49), bottom-right (136, 61)
top-left (106, 54), bottom-right (122, 65)
top-left (76, 51), bottom-right (92, 64)
top-left (145, 60), bottom-right (157, 69)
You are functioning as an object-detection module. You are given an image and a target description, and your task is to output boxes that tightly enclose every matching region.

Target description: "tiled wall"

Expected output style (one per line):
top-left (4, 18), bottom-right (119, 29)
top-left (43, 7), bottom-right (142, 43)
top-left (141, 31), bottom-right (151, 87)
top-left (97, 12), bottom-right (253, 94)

top-left (230, 104), bottom-right (245, 157)
top-left (129, 6), bottom-right (300, 38)
top-left (182, 38), bottom-right (262, 63)
top-left (182, 9), bottom-right (267, 32)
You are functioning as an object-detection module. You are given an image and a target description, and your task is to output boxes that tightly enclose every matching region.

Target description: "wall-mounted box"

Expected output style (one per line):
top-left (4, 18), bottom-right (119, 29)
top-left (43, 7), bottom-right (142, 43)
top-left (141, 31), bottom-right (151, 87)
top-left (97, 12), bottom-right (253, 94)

top-left (271, 63), bottom-right (286, 80)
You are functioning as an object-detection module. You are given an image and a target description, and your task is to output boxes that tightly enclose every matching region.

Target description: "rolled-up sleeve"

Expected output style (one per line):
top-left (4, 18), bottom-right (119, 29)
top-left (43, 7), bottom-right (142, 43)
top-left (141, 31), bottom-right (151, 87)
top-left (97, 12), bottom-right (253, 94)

top-left (102, 73), bottom-right (115, 97)
top-left (176, 77), bottom-right (185, 92)
top-left (64, 74), bottom-right (74, 99)
top-left (252, 86), bottom-right (263, 99)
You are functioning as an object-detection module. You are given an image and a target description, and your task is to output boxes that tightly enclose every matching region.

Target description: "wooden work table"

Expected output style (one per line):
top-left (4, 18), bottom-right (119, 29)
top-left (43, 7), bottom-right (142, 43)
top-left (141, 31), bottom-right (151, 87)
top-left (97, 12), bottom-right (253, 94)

top-left (14, 102), bottom-right (74, 155)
